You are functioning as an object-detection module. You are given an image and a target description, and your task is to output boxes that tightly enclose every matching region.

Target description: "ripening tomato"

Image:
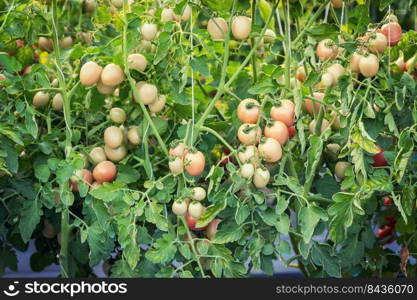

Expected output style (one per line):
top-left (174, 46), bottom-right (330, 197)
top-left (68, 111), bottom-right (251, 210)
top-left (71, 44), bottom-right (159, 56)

top-left (186, 213), bottom-right (207, 231)
top-left (33, 91), bottom-right (50, 108)
top-left (101, 63), bottom-right (125, 87)
top-left (38, 37), bottom-right (53, 52)
top-left (104, 126), bottom-right (124, 149)
top-left (104, 145), bottom-right (127, 162)
top-left (127, 126), bottom-right (141, 145)
top-left (327, 63), bottom-right (345, 85)
top-left (90, 181), bottom-right (102, 191)
top-left (173, 5), bottom-right (192, 22)
top-left (148, 95), bottom-right (166, 113)
top-left (309, 119), bottom-right (330, 134)
top-left (59, 36), bottom-right (73, 48)
top-left (109, 107), bottom-right (126, 124)
top-left (395, 55), bottom-right (406, 73)
top-left (238, 123), bottom-right (262, 145)
top-left (238, 145), bottom-right (259, 165)
top-left (369, 32), bottom-right (388, 54)
top-left (304, 92), bottom-right (324, 115)
top-left (335, 161), bottom-right (352, 179)
top-left (231, 16), bottom-right (252, 40)
top-left (359, 54), bottom-right (379, 77)
top-left (405, 56), bottom-right (417, 72)
top-left (169, 155), bottom-right (184, 174)
top-left (264, 121), bottom-right (289, 146)
top-left (205, 219), bottom-right (222, 240)
top-left (128, 53), bottom-right (147, 72)
top-left (258, 137), bottom-right (282, 163)
top-left (331, 0), bottom-right (343, 8)
top-left (207, 17), bottom-right (228, 40)
top-left (161, 8), bottom-right (175, 22)
top-left (93, 160), bottom-right (117, 182)
top-left (70, 169), bottom-right (93, 192)
top-left (237, 98), bottom-right (260, 124)
top-left (270, 100), bottom-right (295, 126)
top-left (96, 80), bottom-right (115, 95)
top-left (349, 52), bottom-right (363, 73)
top-left (172, 200), bottom-right (188, 216)
top-left (52, 93), bottom-right (63, 111)
top-left (372, 146), bottom-right (388, 167)
top-left (169, 141), bottom-right (186, 157)
top-left (296, 66), bottom-right (307, 82)
top-left (80, 61), bottom-right (102, 86)
top-left (192, 187), bottom-right (206, 201)
top-left (380, 22), bottom-right (402, 46)
top-left (316, 38), bottom-right (338, 60)
top-left (188, 201), bottom-right (205, 218)
top-left (141, 23), bottom-right (158, 41)
top-left (135, 82), bottom-right (158, 104)
top-left (253, 167), bottom-right (270, 188)
top-left (89, 147), bottom-right (107, 164)
top-left (239, 162), bottom-right (255, 178)
top-left (318, 72), bottom-right (334, 89)
top-left (383, 196), bottom-right (393, 206)
top-left (184, 151), bottom-right (205, 176)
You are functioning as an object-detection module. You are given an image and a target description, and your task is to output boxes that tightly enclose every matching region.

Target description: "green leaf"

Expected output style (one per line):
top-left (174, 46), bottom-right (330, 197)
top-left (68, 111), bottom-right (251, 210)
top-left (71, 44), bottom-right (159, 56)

top-left (235, 201), bottom-right (250, 225)
top-left (179, 244), bottom-right (191, 259)
top-left (87, 222), bottom-right (115, 266)
top-left (211, 221), bottom-right (244, 244)
top-left (298, 206), bottom-right (321, 243)
top-left (116, 165), bottom-right (140, 184)
top-left (350, 127), bottom-right (380, 154)
top-left (145, 234), bottom-right (177, 264)
top-left (311, 243), bottom-right (341, 277)
top-left (306, 24), bottom-right (339, 40)
top-left (305, 135), bottom-right (323, 189)
top-left (328, 193), bottom-right (354, 243)
top-left (89, 182), bottom-right (126, 202)
top-left (19, 199), bottom-right (42, 243)
top-left (247, 77), bottom-right (277, 95)
top-left (196, 192), bottom-right (227, 228)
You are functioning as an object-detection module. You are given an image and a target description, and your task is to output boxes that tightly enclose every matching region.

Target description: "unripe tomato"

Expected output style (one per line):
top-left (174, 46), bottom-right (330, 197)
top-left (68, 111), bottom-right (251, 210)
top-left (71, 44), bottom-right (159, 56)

top-left (70, 169), bottom-right (93, 192)
top-left (304, 92), bottom-right (324, 115)
top-left (238, 145), bottom-right (259, 165)
top-left (161, 8), bottom-right (175, 22)
top-left (237, 98), bottom-right (260, 124)
top-left (96, 80), bottom-right (115, 95)
top-left (101, 63), bottom-right (125, 87)
top-left (109, 107), bottom-right (126, 124)
top-left (309, 119), bottom-right (330, 134)
top-left (127, 126), bottom-right (141, 145)
top-left (104, 126), bottom-right (124, 149)
top-left (104, 145), bottom-right (127, 162)
top-left (169, 141), bottom-right (186, 157)
top-left (80, 61), bottom-right (102, 86)
top-left (369, 32), bottom-right (388, 54)
top-left (93, 160), bottom-right (117, 182)
top-left (42, 219), bottom-right (57, 239)
top-left (258, 137), bottom-right (282, 163)
top-left (192, 187), bottom-right (206, 201)
top-left (135, 82), bottom-right (157, 104)
top-left (207, 17), bottom-right (228, 40)
top-left (264, 121), bottom-right (289, 146)
top-left (169, 156), bottom-right (184, 174)
top-left (326, 143), bottom-right (341, 162)
top-left (263, 29), bottom-right (276, 44)
top-left (188, 201), bottom-right (205, 218)
top-left (38, 37), bottom-right (53, 52)
top-left (89, 147), bottom-right (107, 164)
top-left (59, 36), bottom-right (73, 48)
top-left (231, 16), bottom-right (252, 40)
top-left (349, 52), bottom-right (363, 73)
top-left (173, 5), bottom-right (192, 22)
top-left (127, 53), bottom-right (147, 72)
top-left (185, 213), bottom-right (207, 231)
top-left (270, 100), bottom-right (295, 126)
top-left (380, 22), bottom-right (402, 46)
top-left (172, 200), bottom-right (188, 216)
top-left (148, 95), bottom-right (166, 113)
top-left (33, 91), bottom-right (50, 108)
top-left (288, 126), bottom-right (295, 138)
top-left (253, 167), bottom-right (270, 188)
top-left (240, 162), bottom-right (255, 178)
top-left (184, 151), bottom-right (205, 176)
top-left (238, 123), bottom-right (261, 145)
top-left (84, 0), bottom-right (97, 13)
top-left (316, 39), bottom-right (338, 60)
top-left (331, 0), bottom-right (343, 8)
top-left (335, 161), bottom-right (351, 179)
top-left (327, 63), bottom-right (345, 85)
top-left (372, 146), bottom-right (388, 167)
top-left (205, 219), bottom-right (222, 240)
top-left (52, 93), bottom-right (63, 111)
top-left (141, 23), bottom-right (158, 41)
top-left (383, 196), bottom-right (393, 206)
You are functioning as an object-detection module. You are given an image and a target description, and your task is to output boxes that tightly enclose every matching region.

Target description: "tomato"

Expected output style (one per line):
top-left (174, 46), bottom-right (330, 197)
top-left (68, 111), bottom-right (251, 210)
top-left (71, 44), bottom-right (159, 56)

top-left (383, 196), bottom-right (393, 206)
top-left (38, 37), bottom-right (53, 52)
top-left (318, 72), bottom-right (334, 89)
top-left (395, 55), bottom-right (405, 73)
top-left (330, 111), bottom-right (341, 130)
top-left (239, 162), bottom-right (255, 178)
top-left (316, 38), bottom-right (338, 60)
top-left (335, 161), bottom-right (351, 179)
top-left (238, 145), bottom-right (259, 165)
top-left (237, 98), bottom-right (260, 124)
top-left (15, 46), bottom-right (34, 67)
top-left (33, 91), bottom-right (50, 108)
top-left (161, 8), bottom-right (175, 22)
top-left (359, 54), bottom-right (379, 77)
top-left (104, 145), bottom-right (127, 162)
top-left (192, 187), bottom-right (206, 201)
top-left (111, 0), bottom-right (123, 8)
top-left (173, 5), bottom-right (192, 22)
top-left (372, 146), bottom-right (388, 167)
top-left (169, 141), bottom-right (186, 157)
top-left (253, 167), bottom-right (270, 188)
top-left (104, 126), bottom-right (124, 149)
top-left (93, 160), bottom-right (117, 182)
top-left (59, 36), bottom-right (73, 48)
top-left (101, 63), bottom-right (125, 87)
top-left (380, 22), bottom-right (402, 46)
top-left (205, 219), bottom-right (222, 240)
top-left (141, 23), bottom-right (158, 41)
top-left (288, 126), bottom-right (295, 138)
top-left (89, 147), bottom-right (107, 164)
top-left (172, 200), bottom-right (188, 216)
top-left (185, 213), bottom-right (207, 231)
top-left (90, 181), bottom-right (102, 191)
top-left (296, 66), bottom-right (307, 82)
top-left (188, 201), bottom-right (205, 218)
top-left (109, 107), bottom-right (126, 124)
top-left (258, 137), bottom-right (282, 163)
top-left (349, 52), bottom-right (363, 73)
top-left (327, 63), bottom-right (345, 85)
top-left (270, 100), bottom-right (295, 126)
top-left (405, 56), bottom-right (417, 72)
top-left (238, 123), bottom-right (262, 145)
top-left (52, 93), bottom-right (63, 111)
top-left (70, 169), bottom-right (93, 192)
top-left (184, 151), bottom-right (205, 176)
top-left (42, 219), bottom-right (57, 239)
top-left (325, 143), bottom-right (341, 162)
top-left (148, 95), bottom-right (166, 113)
top-left (386, 216), bottom-right (396, 226)
top-left (127, 53), bottom-right (147, 72)
top-left (231, 16), bottom-right (252, 40)
top-left (331, 0), bottom-right (343, 8)
top-left (264, 120), bottom-right (289, 146)
top-left (263, 29), bottom-right (276, 43)
top-left (377, 225), bottom-right (393, 239)
top-left (127, 126), bottom-right (141, 145)
top-left (309, 119), bottom-right (330, 134)
top-left (207, 17), bottom-right (228, 40)
top-left (80, 61), bottom-right (102, 86)
top-left (95, 80), bottom-right (114, 95)
top-left (169, 156), bottom-right (184, 174)
top-left (304, 92), bottom-right (324, 115)
top-left (135, 82), bottom-right (158, 105)
top-left (369, 32), bottom-right (387, 54)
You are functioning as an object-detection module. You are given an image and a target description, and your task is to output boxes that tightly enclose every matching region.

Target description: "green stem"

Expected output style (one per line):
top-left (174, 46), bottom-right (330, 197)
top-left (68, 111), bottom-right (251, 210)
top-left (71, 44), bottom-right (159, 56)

top-left (250, 0), bottom-right (258, 83)
top-left (293, 1), bottom-right (329, 45)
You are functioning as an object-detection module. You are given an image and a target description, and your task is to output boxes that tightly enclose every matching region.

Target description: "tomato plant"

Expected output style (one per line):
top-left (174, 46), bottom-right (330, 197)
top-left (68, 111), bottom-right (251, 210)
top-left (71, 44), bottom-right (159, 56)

top-left (1, 0), bottom-right (417, 279)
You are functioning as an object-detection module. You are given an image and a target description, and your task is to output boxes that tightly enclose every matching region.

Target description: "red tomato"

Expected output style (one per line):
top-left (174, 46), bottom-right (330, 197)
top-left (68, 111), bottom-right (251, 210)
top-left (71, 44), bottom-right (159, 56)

top-left (380, 23), bottom-right (402, 46)
top-left (93, 160), bottom-right (117, 182)
top-left (288, 126), bottom-right (295, 138)
top-left (386, 216), bottom-right (397, 227)
top-left (185, 213), bottom-right (207, 231)
top-left (383, 196), bottom-right (393, 206)
top-left (372, 147), bottom-right (388, 167)
top-left (184, 151), bottom-right (205, 176)
top-left (377, 225), bottom-right (393, 239)
top-left (205, 219), bottom-right (222, 240)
